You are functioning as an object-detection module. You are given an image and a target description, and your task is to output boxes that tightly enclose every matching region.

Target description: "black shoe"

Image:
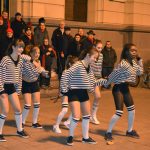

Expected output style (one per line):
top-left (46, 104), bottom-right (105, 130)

top-left (82, 137), bottom-right (97, 144)
top-left (17, 130), bottom-right (29, 138)
top-left (126, 130), bottom-right (140, 139)
top-left (0, 134), bottom-right (6, 142)
top-left (67, 136), bottom-right (73, 146)
top-left (105, 132), bottom-right (113, 141)
top-left (32, 123), bottom-right (43, 129)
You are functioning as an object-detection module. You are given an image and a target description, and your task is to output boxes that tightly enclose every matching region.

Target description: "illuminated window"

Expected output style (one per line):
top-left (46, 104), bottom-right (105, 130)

top-left (65, 0), bottom-right (87, 22)
top-left (0, 0), bottom-right (9, 14)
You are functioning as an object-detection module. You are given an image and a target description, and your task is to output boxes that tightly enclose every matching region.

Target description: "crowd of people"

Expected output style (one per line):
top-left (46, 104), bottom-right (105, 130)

top-left (0, 10), bottom-right (143, 146)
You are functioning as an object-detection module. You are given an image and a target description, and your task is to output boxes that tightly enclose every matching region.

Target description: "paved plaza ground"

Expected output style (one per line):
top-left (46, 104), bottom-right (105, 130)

top-left (0, 80), bottom-right (150, 150)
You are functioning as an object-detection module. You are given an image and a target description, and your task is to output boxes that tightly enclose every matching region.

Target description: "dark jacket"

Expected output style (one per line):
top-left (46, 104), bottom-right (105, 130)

top-left (51, 27), bottom-right (64, 53)
top-left (81, 37), bottom-right (96, 50)
top-left (11, 19), bottom-right (26, 39)
top-left (69, 39), bottom-right (82, 57)
top-left (62, 34), bottom-right (73, 57)
top-left (101, 46), bottom-right (117, 67)
top-left (20, 34), bottom-right (34, 46)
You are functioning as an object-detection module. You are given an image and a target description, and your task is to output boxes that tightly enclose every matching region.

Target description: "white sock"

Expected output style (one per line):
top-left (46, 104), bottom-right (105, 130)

top-left (56, 105), bottom-right (68, 126)
top-left (0, 114), bottom-right (7, 134)
top-left (33, 103), bottom-right (40, 124)
top-left (69, 118), bottom-right (79, 137)
top-left (22, 105), bottom-right (31, 124)
top-left (66, 113), bottom-right (72, 124)
top-left (15, 112), bottom-right (23, 132)
top-left (82, 115), bottom-right (90, 139)
top-left (128, 110), bottom-right (135, 132)
top-left (107, 110), bottom-right (123, 133)
top-left (91, 102), bottom-right (99, 118)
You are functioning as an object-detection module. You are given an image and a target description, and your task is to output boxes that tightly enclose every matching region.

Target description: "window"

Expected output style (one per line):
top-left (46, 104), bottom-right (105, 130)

top-left (0, 0), bottom-right (9, 14)
top-left (65, 0), bottom-right (87, 22)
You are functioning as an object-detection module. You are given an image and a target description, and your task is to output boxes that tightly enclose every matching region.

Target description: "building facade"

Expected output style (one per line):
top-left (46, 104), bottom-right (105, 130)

top-left (1, 0), bottom-right (150, 61)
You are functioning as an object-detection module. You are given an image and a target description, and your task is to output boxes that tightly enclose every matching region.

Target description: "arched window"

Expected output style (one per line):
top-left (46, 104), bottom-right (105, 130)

top-left (65, 0), bottom-right (87, 22)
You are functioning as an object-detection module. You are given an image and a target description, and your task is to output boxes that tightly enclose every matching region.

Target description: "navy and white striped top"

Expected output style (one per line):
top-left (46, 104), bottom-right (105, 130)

top-left (91, 53), bottom-right (103, 78)
top-left (0, 65), bottom-right (5, 92)
top-left (60, 61), bottom-right (107, 93)
top-left (0, 54), bottom-right (30, 94)
top-left (97, 59), bottom-right (143, 86)
top-left (22, 60), bottom-right (45, 82)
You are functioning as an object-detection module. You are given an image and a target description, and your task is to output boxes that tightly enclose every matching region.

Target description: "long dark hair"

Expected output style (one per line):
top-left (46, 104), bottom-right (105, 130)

top-left (120, 43), bottom-right (135, 66)
top-left (78, 47), bottom-right (99, 60)
top-left (5, 39), bottom-right (25, 56)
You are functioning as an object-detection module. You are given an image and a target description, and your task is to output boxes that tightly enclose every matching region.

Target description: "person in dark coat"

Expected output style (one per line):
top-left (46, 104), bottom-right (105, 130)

top-left (69, 33), bottom-right (82, 57)
top-left (62, 27), bottom-right (73, 59)
top-left (101, 40), bottom-right (117, 79)
top-left (81, 30), bottom-right (96, 51)
top-left (51, 21), bottom-right (65, 79)
top-left (1, 10), bottom-right (10, 31)
top-left (0, 28), bottom-right (14, 60)
top-left (11, 12), bottom-right (26, 39)
top-left (78, 28), bottom-right (86, 43)
top-left (40, 38), bottom-right (57, 88)
top-left (21, 26), bottom-right (34, 46)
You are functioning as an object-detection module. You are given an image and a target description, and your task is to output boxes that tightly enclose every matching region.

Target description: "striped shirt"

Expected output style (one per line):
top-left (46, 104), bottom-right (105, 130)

top-left (22, 60), bottom-right (45, 82)
top-left (100, 59), bottom-right (143, 86)
top-left (60, 61), bottom-right (107, 94)
top-left (0, 54), bottom-right (30, 94)
top-left (91, 53), bottom-right (103, 78)
top-left (0, 65), bottom-right (5, 92)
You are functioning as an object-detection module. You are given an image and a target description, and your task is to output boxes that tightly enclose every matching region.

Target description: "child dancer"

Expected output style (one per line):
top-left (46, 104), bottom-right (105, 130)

top-left (60, 47), bottom-right (107, 146)
top-left (22, 46), bottom-right (48, 129)
top-left (90, 40), bottom-right (103, 124)
top-left (104, 43), bottom-right (143, 143)
top-left (0, 39), bottom-right (30, 141)
top-left (53, 55), bottom-right (78, 133)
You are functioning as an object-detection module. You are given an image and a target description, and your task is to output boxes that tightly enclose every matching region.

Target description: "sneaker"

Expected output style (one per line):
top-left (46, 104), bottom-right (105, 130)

top-left (63, 121), bottom-right (70, 129)
top-left (0, 134), bottom-right (6, 142)
top-left (82, 137), bottom-right (97, 144)
top-left (17, 130), bottom-right (29, 138)
top-left (90, 117), bottom-right (100, 125)
top-left (53, 125), bottom-right (61, 134)
top-left (126, 130), bottom-right (140, 139)
top-left (67, 136), bottom-right (73, 146)
top-left (32, 123), bottom-right (43, 129)
top-left (104, 132), bottom-right (113, 141)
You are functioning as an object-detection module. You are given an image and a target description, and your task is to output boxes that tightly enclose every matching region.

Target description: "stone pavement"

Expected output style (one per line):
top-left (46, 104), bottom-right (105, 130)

top-left (0, 81), bottom-right (150, 150)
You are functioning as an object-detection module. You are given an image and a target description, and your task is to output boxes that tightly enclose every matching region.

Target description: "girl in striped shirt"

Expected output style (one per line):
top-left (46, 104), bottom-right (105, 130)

top-left (104, 43), bottom-right (143, 143)
top-left (90, 40), bottom-right (103, 125)
top-left (22, 46), bottom-right (48, 129)
top-left (0, 39), bottom-right (29, 141)
top-left (0, 65), bottom-right (7, 142)
top-left (53, 55), bottom-right (78, 134)
top-left (61, 47), bottom-right (106, 146)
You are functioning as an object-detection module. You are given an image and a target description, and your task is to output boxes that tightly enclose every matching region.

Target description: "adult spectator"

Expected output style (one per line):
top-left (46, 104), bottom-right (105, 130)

top-left (69, 33), bottom-right (82, 57)
top-left (1, 10), bottom-right (10, 30)
top-left (63, 26), bottom-right (73, 59)
top-left (11, 12), bottom-right (26, 39)
top-left (21, 26), bottom-right (34, 46)
top-left (0, 28), bottom-right (14, 59)
top-left (81, 30), bottom-right (96, 50)
top-left (101, 41), bottom-right (117, 79)
top-left (51, 20), bottom-right (65, 79)
top-left (78, 28), bottom-right (86, 42)
top-left (34, 17), bottom-right (49, 46)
